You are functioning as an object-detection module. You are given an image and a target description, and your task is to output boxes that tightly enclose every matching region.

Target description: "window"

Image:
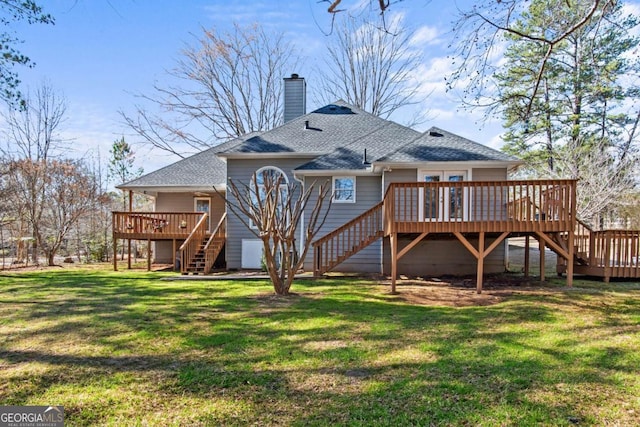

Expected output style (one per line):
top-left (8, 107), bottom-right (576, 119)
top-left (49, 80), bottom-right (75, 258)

top-left (249, 166), bottom-right (289, 229)
top-left (333, 176), bottom-right (355, 203)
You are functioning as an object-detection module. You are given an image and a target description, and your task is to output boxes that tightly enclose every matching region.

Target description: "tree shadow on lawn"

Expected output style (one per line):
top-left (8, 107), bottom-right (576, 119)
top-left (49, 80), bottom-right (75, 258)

top-left (1, 271), bottom-right (639, 424)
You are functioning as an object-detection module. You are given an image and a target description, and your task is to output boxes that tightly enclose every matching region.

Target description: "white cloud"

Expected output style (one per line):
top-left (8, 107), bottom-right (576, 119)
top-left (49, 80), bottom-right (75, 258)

top-left (410, 25), bottom-right (441, 47)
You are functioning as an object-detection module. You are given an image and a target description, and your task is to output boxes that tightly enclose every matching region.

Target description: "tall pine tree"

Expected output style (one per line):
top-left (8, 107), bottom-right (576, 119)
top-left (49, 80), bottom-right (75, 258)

top-left (497, 0), bottom-right (639, 225)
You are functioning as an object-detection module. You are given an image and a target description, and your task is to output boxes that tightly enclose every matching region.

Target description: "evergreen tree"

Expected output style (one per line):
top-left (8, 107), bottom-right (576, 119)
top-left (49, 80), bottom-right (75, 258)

top-left (495, 0), bottom-right (639, 225)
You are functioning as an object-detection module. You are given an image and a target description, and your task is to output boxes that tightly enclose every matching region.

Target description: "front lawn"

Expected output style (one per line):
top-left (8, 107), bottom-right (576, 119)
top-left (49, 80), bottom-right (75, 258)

top-left (0, 267), bottom-right (639, 426)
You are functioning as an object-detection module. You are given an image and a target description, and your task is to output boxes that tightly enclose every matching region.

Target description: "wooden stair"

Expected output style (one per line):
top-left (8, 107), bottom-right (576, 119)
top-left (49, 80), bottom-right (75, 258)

top-left (185, 236), bottom-right (225, 275)
top-left (313, 202), bottom-right (384, 276)
top-left (556, 219), bottom-right (640, 281)
top-left (180, 213), bottom-right (227, 275)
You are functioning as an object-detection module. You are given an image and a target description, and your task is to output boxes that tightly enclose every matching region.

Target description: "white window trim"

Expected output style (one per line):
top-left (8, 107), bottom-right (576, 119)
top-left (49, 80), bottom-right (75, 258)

top-left (194, 197), bottom-right (211, 231)
top-left (332, 176), bottom-right (356, 203)
top-left (250, 166), bottom-right (289, 229)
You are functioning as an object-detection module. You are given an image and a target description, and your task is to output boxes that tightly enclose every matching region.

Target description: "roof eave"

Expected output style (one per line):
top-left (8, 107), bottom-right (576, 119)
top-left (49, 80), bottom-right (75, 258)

top-left (217, 151), bottom-right (321, 159)
top-left (116, 184), bottom-right (227, 195)
top-left (371, 159), bottom-right (523, 173)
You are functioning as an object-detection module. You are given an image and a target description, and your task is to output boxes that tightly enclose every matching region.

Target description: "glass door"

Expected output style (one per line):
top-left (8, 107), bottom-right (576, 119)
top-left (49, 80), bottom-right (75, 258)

top-left (194, 197), bottom-right (211, 231)
top-left (419, 172), bottom-right (443, 221)
top-left (445, 172), bottom-right (467, 221)
top-left (418, 171), bottom-right (468, 221)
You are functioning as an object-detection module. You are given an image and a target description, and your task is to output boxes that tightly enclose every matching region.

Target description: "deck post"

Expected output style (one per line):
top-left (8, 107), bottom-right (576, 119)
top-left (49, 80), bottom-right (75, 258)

top-left (524, 235), bottom-right (530, 277)
top-left (128, 190), bottom-right (133, 270)
top-left (539, 239), bottom-right (546, 282)
top-left (147, 237), bottom-right (151, 271)
top-left (113, 236), bottom-right (118, 271)
top-left (566, 181), bottom-right (577, 287)
top-left (476, 232), bottom-right (485, 294)
top-left (172, 239), bottom-right (177, 272)
top-left (390, 233), bottom-right (398, 294)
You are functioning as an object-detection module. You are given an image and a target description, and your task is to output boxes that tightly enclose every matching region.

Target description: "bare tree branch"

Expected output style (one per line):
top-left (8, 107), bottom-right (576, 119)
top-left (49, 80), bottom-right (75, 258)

top-left (217, 171), bottom-right (332, 295)
top-left (316, 14), bottom-right (428, 125)
top-left (122, 23), bottom-right (300, 157)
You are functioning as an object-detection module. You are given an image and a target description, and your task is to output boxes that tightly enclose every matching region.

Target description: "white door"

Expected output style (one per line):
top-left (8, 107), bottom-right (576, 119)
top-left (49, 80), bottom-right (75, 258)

top-left (418, 171), bottom-right (468, 221)
top-left (194, 197), bottom-right (211, 231)
top-left (242, 239), bottom-right (263, 269)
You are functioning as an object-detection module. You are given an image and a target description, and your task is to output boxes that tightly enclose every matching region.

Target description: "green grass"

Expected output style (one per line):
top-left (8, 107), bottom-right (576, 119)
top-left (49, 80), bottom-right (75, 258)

top-left (1, 266), bottom-right (639, 426)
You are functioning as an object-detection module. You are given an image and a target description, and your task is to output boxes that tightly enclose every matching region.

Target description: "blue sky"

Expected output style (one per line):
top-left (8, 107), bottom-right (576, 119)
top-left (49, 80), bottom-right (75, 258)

top-left (10, 0), bottom-right (639, 174)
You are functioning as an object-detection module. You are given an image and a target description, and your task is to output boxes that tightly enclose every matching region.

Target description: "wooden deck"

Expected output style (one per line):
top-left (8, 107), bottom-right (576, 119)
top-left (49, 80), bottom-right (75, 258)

top-left (315, 179), bottom-right (578, 293)
top-left (113, 212), bottom-right (205, 240)
top-left (558, 219), bottom-right (640, 282)
top-left (112, 211), bottom-right (226, 274)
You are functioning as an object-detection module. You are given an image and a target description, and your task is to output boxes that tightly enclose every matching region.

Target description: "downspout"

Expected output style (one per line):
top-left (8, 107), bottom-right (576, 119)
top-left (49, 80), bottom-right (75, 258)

top-left (293, 174), bottom-right (305, 259)
top-left (380, 165), bottom-right (385, 275)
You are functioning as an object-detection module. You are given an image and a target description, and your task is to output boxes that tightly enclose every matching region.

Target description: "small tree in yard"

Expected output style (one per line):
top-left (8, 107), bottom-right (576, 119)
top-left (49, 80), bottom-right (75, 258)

top-left (222, 170), bottom-right (332, 296)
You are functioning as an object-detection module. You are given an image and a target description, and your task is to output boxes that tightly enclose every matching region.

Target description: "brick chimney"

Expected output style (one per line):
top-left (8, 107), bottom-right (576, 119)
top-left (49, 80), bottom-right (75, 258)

top-left (283, 74), bottom-right (306, 123)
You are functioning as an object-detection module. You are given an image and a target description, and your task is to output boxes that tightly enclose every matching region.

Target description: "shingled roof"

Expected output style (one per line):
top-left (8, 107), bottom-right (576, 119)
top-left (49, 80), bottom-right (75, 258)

top-left (117, 135), bottom-right (249, 192)
top-left (217, 100), bottom-right (399, 156)
top-left (376, 127), bottom-right (517, 164)
top-left (120, 101), bottom-right (518, 192)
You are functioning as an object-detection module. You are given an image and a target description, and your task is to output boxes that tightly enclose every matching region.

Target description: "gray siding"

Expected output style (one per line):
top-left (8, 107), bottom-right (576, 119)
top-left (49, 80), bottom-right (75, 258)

top-left (383, 168), bottom-right (417, 190)
top-left (472, 168), bottom-right (507, 181)
top-left (383, 236), bottom-right (505, 276)
top-left (226, 158), bottom-right (315, 269)
top-left (304, 175), bottom-right (383, 273)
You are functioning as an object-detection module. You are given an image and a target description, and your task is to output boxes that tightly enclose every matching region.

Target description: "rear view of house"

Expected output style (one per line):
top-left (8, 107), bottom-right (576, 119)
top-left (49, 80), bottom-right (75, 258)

top-left (114, 75), bottom-right (640, 291)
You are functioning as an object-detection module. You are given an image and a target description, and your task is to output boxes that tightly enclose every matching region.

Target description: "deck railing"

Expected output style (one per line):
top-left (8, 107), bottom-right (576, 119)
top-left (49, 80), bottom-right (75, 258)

top-left (313, 201), bottom-right (384, 276)
top-left (595, 230), bottom-right (640, 278)
top-left (179, 213), bottom-right (209, 274)
top-left (113, 211), bottom-right (205, 238)
top-left (383, 179), bottom-right (576, 234)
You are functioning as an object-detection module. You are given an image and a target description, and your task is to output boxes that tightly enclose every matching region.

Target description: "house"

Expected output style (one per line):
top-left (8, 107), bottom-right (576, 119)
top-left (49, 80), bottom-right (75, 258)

top-left (115, 75), bottom-right (640, 291)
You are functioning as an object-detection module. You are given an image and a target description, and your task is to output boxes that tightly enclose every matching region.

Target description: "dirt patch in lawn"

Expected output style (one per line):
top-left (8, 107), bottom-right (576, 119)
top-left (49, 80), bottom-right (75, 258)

top-left (382, 275), bottom-right (560, 307)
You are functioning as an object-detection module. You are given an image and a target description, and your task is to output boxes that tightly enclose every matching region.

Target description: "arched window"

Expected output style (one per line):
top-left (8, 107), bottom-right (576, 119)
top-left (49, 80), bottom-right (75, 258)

top-left (249, 166), bottom-right (289, 229)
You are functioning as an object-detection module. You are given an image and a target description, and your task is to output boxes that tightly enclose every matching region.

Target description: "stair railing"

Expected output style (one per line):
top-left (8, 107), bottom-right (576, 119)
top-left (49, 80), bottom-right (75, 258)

top-left (179, 213), bottom-right (208, 274)
top-left (313, 201), bottom-right (384, 276)
top-left (201, 212), bottom-right (227, 273)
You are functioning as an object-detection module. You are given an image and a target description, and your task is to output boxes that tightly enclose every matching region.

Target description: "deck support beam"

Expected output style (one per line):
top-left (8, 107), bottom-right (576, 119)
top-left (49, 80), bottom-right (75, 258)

top-left (147, 237), bottom-right (151, 271)
top-left (539, 239), bottom-right (546, 282)
top-left (524, 235), bottom-right (530, 277)
top-left (390, 233), bottom-right (398, 294)
top-left (397, 232), bottom-right (429, 260)
top-left (535, 231), bottom-right (573, 287)
top-left (113, 237), bottom-right (118, 271)
top-left (476, 232), bottom-right (485, 294)
top-left (454, 232), bottom-right (510, 294)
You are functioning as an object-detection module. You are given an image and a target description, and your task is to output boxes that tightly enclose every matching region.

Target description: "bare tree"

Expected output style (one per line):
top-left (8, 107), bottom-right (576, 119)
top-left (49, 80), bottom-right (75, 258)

top-left (316, 15), bottom-right (428, 125)
top-left (123, 23), bottom-right (300, 158)
top-left (221, 171), bottom-right (332, 296)
top-left (1, 82), bottom-right (67, 263)
top-left (5, 158), bottom-right (103, 265)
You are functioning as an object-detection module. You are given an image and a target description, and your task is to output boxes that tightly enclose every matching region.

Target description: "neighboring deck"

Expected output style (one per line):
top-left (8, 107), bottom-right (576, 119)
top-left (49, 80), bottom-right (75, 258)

top-left (113, 212), bottom-right (205, 241)
top-left (112, 211), bottom-right (226, 274)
